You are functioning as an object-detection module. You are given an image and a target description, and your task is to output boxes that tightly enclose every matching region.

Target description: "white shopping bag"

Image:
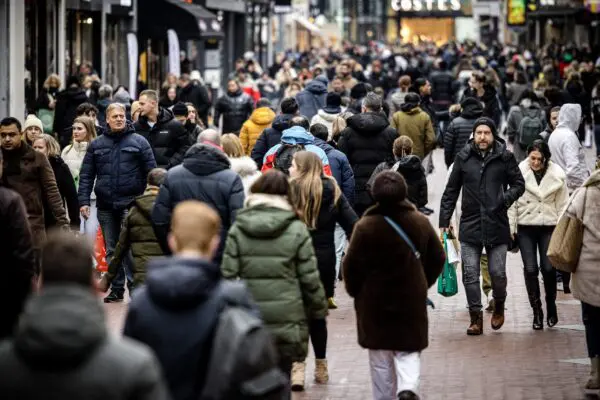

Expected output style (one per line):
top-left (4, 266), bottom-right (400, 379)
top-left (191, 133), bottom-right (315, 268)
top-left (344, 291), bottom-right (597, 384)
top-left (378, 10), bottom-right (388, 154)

top-left (446, 238), bottom-right (460, 265)
top-left (584, 126), bottom-right (593, 148)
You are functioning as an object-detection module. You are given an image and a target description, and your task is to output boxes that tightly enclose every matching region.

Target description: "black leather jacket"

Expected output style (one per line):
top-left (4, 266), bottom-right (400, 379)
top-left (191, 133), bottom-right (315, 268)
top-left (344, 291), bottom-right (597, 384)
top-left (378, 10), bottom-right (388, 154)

top-left (214, 90), bottom-right (254, 134)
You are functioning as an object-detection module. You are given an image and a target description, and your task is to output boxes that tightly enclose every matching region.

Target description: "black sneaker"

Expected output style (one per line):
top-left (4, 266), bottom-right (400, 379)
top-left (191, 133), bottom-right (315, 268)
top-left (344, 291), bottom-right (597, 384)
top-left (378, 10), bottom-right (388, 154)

top-left (398, 390), bottom-right (419, 400)
top-left (103, 291), bottom-right (124, 303)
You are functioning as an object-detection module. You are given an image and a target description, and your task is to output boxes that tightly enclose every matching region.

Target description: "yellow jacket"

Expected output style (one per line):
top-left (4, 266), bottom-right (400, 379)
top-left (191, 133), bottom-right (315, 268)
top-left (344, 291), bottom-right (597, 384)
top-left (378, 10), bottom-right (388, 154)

top-left (391, 106), bottom-right (435, 159)
top-left (240, 107), bottom-right (276, 156)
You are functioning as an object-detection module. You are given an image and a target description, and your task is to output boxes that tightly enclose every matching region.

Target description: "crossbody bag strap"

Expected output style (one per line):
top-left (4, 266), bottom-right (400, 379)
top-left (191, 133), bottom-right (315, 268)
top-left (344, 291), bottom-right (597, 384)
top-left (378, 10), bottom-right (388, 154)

top-left (383, 216), bottom-right (420, 260)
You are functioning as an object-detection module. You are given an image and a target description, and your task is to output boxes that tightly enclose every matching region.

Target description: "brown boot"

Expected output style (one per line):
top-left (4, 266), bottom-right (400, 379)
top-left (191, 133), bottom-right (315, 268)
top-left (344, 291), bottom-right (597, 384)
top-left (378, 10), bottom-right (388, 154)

top-left (491, 300), bottom-right (505, 330)
top-left (585, 357), bottom-right (600, 391)
top-left (467, 311), bottom-right (483, 335)
top-left (290, 361), bottom-right (306, 391)
top-left (314, 359), bottom-right (329, 384)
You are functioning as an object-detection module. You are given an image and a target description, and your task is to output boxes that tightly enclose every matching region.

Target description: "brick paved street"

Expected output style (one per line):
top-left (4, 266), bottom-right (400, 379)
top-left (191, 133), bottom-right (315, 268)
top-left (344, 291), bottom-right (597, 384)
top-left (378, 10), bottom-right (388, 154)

top-left (104, 149), bottom-right (596, 400)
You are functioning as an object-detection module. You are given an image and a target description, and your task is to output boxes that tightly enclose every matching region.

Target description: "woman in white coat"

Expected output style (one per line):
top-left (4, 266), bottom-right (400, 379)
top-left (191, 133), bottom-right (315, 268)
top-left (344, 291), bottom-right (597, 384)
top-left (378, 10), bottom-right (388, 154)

top-left (221, 133), bottom-right (261, 196)
top-left (508, 140), bottom-right (569, 330)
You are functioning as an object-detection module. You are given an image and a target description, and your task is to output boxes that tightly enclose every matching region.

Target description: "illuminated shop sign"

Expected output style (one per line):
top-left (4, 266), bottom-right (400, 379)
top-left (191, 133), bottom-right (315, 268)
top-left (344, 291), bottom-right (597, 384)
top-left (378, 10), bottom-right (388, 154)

top-left (391, 0), bottom-right (462, 12)
top-left (507, 0), bottom-right (526, 26)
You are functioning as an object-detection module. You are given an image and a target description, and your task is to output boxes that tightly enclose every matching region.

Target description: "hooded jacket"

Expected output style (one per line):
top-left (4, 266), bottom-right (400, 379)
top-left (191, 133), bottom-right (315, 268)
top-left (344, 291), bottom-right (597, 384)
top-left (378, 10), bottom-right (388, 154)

top-left (310, 109), bottom-right (341, 140)
top-left (390, 104), bottom-right (436, 159)
top-left (462, 85), bottom-right (502, 129)
top-left (229, 156), bottom-right (261, 196)
top-left (134, 108), bottom-right (191, 169)
top-left (444, 98), bottom-right (485, 167)
top-left (296, 78), bottom-right (328, 120)
top-left (152, 144), bottom-right (245, 263)
top-left (313, 137), bottom-right (355, 204)
top-left (506, 100), bottom-right (546, 162)
top-left (367, 155), bottom-right (428, 208)
top-left (221, 194), bottom-right (328, 362)
top-left (214, 90), bottom-right (254, 134)
top-left (548, 104), bottom-right (590, 192)
top-left (44, 155), bottom-right (80, 230)
top-left (78, 124), bottom-right (157, 211)
top-left (338, 112), bottom-right (398, 215)
top-left (53, 87), bottom-right (89, 148)
top-left (251, 113), bottom-right (294, 168)
top-left (439, 138), bottom-right (525, 246)
top-left (239, 107), bottom-right (276, 156)
top-left (261, 126), bottom-right (332, 176)
top-left (0, 285), bottom-right (169, 399)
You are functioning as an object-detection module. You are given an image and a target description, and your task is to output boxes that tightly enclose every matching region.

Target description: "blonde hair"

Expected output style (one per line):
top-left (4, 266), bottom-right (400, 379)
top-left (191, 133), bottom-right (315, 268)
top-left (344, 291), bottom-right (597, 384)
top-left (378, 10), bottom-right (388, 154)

top-left (332, 115), bottom-right (348, 141)
top-left (170, 201), bottom-right (221, 253)
top-left (131, 101), bottom-right (141, 121)
top-left (393, 136), bottom-right (413, 158)
top-left (43, 74), bottom-right (61, 89)
top-left (73, 116), bottom-right (97, 142)
top-left (290, 151), bottom-right (340, 229)
top-left (34, 134), bottom-right (61, 157)
top-left (221, 134), bottom-right (244, 158)
top-left (106, 103), bottom-right (126, 116)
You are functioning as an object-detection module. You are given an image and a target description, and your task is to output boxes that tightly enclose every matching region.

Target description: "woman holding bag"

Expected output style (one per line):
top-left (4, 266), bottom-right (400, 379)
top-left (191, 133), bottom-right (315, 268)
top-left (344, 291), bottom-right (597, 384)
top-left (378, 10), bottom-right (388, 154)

top-left (508, 140), bottom-right (568, 330)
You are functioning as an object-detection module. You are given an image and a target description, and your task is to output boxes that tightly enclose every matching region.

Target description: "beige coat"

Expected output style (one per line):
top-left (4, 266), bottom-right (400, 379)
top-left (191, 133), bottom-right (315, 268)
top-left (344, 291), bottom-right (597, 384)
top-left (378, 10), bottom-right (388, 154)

top-left (508, 160), bottom-right (569, 235)
top-left (565, 170), bottom-right (600, 307)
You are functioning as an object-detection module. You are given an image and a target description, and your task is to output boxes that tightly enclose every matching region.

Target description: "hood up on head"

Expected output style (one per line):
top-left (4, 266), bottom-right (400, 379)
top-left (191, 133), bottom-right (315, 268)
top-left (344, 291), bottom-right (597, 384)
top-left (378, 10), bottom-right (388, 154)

top-left (281, 125), bottom-right (315, 145)
top-left (346, 112), bottom-right (391, 136)
top-left (556, 103), bottom-right (582, 132)
top-left (183, 143), bottom-right (231, 176)
top-left (249, 107), bottom-right (276, 126)
top-left (304, 79), bottom-right (328, 95)
top-left (272, 113), bottom-right (294, 132)
top-left (460, 97), bottom-right (484, 119)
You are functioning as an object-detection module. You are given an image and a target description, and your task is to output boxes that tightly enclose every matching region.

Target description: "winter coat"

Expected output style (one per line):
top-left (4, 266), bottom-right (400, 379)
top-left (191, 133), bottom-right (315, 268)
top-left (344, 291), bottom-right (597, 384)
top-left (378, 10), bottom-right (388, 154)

top-left (439, 139), bottom-right (525, 246)
top-left (311, 110), bottom-right (341, 141)
top-left (78, 124), bottom-right (157, 211)
top-left (53, 87), bottom-right (88, 148)
top-left (313, 138), bottom-right (355, 204)
top-left (387, 89), bottom-right (410, 115)
top-left (566, 81), bottom-right (590, 120)
top-left (34, 87), bottom-right (59, 111)
top-left (221, 194), bottom-right (328, 362)
top-left (506, 102), bottom-right (547, 163)
top-left (338, 112), bottom-right (397, 215)
top-left (261, 126), bottom-right (332, 176)
top-left (429, 70), bottom-right (456, 104)
top-left (367, 155), bottom-right (428, 208)
top-left (152, 144), bottom-right (244, 264)
top-left (506, 82), bottom-right (530, 107)
top-left (548, 104), bottom-right (590, 192)
top-left (566, 170), bottom-right (600, 308)
top-left (0, 187), bottom-right (35, 339)
top-left (443, 98), bottom-right (484, 167)
top-left (106, 186), bottom-right (164, 288)
top-left (239, 107), bottom-right (276, 156)
top-left (296, 79), bottom-right (328, 120)
top-left (134, 108), bottom-right (191, 169)
top-left (229, 156), bottom-right (261, 197)
top-left (123, 257), bottom-right (256, 400)
top-left (251, 114), bottom-right (293, 169)
top-left (61, 141), bottom-right (88, 188)
top-left (214, 90), bottom-right (254, 134)
top-left (178, 82), bottom-right (211, 126)
top-left (390, 104), bottom-right (436, 159)
top-left (45, 156), bottom-right (80, 230)
top-left (462, 85), bottom-right (502, 129)
top-left (508, 160), bottom-right (568, 235)
top-left (343, 201), bottom-right (445, 352)
top-left (1, 144), bottom-right (69, 247)
top-left (0, 285), bottom-right (170, 400)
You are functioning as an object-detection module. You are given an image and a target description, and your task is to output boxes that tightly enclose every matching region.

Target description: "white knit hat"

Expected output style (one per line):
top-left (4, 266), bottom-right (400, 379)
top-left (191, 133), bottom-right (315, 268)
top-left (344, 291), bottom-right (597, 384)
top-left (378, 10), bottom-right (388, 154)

top-left (23, 114), bottom-right (44, 132)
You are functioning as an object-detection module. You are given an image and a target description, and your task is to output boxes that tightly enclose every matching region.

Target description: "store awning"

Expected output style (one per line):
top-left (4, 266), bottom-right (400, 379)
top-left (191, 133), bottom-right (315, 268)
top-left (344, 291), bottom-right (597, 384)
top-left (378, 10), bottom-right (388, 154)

top-left (139, 0), bottom-right (224, 40)
top-left (293, 16), bottom-right (323, 36)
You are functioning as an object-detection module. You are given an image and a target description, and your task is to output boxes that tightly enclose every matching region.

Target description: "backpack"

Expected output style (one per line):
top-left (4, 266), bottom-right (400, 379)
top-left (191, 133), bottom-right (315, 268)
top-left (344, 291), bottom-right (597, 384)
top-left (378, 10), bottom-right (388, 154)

top-left (200, 281), bottom-right (287, 400)
top-left (517, 107), bottom-right (545, 149)
top-left (274, 143), bottom-right (304, 174)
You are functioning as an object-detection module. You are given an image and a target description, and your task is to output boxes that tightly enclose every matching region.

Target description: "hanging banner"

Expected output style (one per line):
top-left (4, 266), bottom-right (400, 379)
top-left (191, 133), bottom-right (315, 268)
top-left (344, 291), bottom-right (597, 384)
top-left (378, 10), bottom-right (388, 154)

top-left (167, 29), bottom-right (181, 78)
top-left (126, 33), bottom-right (138, 100)
top-left (507, 0), bottom-right (527, 26)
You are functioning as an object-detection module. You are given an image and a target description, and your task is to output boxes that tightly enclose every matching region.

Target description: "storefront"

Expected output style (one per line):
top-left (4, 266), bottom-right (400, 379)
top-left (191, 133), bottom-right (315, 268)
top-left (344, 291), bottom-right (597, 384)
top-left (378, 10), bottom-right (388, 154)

top-left (523, 0), bottom-right (587, 46)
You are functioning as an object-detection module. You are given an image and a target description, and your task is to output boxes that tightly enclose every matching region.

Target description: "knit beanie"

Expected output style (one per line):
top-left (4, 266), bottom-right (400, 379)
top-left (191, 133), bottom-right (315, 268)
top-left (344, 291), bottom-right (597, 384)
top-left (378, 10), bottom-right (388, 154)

top-left (472, 117), bottom-right (498, 137)
top-left (172, 102), bottom-right (188, 117)
top-left (371, 170), bottom-right (407, 205)
top-left (350, 83), bottom-right (368, 100)
top-left (23, 114), bottom-right (44, 132)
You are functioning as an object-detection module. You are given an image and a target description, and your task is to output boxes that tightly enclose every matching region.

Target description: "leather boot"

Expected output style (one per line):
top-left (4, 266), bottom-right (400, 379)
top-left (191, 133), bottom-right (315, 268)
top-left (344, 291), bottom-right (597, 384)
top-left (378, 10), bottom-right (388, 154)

top-left (467, 311), bottom-right (483, 335)
top-left (586, 357), bottom-right (600, 391)
top-left (543, 269), bottom-right (558, 327)
top-left (290, 361), bottom-right (306, 391)
top-left (491, 300), bottom-right (505, 330)
top-left (524, 274), bottom-right (544, 330)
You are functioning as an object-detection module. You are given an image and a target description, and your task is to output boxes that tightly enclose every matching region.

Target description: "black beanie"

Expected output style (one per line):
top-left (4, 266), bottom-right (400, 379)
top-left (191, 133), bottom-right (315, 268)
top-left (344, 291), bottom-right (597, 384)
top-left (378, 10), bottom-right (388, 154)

top-left (350, 83), bottom-right (368, 100)
top-left (172, 102), bottom-right (188, 117)
top-left (371, 170), bottom-right (407, 204)
top-left (472, 117), bottom-right (497, 137)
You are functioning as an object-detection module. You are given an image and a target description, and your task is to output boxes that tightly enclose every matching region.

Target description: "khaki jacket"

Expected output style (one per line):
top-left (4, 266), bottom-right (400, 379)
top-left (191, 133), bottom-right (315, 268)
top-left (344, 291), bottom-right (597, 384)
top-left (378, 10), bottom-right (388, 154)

top-left (390, 106), bottom-right (435, 159)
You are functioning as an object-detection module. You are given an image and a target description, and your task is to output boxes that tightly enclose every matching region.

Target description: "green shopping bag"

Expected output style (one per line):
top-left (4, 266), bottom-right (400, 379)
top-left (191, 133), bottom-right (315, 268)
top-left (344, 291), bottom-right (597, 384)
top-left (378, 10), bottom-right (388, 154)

top-left (437, 232), bottom-right (459, 297)
top-left (37, 108), bottom-right (55, 134)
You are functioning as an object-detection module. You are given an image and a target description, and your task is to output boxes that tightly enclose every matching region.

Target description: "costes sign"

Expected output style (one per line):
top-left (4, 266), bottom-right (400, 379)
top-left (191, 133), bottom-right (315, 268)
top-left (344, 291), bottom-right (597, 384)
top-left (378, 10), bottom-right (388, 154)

top-left (391, 0), bottom-right (462, 12)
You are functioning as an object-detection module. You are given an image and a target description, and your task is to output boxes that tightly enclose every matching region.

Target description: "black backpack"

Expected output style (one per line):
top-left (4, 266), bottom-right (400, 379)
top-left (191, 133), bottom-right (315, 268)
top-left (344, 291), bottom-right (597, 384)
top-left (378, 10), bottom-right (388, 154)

top-left (274, 143), bottom-right (304, 174)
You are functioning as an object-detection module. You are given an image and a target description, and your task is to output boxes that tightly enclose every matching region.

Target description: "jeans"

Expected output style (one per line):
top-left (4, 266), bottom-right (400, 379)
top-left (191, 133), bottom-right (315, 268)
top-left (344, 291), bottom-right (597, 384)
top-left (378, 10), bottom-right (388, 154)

top-left (334, 224), bottom-right (347, 281)
top-left (369, 350), bottom-right (420, 399)
top-left (517, 225), bottom-right (556, 302)
top-left (582, 302), bottom-right (600, 358)
top-left (461, 242), bottom-right (508, 312)
top-left (309, 318), bottom-right (327, 359)
top-left (97, 208), bottom-right (133, 293)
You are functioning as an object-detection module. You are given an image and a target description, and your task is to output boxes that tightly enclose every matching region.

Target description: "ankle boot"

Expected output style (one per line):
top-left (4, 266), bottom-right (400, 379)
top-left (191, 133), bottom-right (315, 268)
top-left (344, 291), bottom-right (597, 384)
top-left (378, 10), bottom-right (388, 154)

top-left (546, 301), bottom-right (558, 327)
top-left (491, 300), bottom-right (505, 330)
top-left (586, 357), bottom-right (600, 391)
top-left (290, 361), bottom-right (306, 391)
top-left (524, 274), bottom-right (543, 330)
top-left (314, 359), bottom-right (329, 384)
top-left (467, 311), bottom-right (483, 335)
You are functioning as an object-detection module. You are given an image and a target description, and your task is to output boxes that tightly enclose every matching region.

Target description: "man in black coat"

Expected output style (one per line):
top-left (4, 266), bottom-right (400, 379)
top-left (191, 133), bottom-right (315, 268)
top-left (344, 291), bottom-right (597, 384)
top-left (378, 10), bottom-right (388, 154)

top-left (178, 73), bottom-right (211, 128)
top-left (53, 76), bottom-right (88, 148)
top-left (338, 92), bottom-right (397, 216)
top-left (134, 90), bottom-right (191, 169)
top-left (443, 97), bottom-right (484, 167)
top-left (214, 80), bottom-right (254, 134)
top-left (429, 60), bottom-right (458, 111)
top-left (439, 117), bottom-right (524, 336)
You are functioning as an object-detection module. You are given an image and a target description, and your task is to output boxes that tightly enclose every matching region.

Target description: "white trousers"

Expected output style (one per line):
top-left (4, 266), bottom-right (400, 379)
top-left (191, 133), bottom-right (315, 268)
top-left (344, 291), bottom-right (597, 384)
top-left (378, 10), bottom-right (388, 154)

top-left (368, 350), bottom-right (420, 400)
top-left (334, 223), bottom-right (347, 280)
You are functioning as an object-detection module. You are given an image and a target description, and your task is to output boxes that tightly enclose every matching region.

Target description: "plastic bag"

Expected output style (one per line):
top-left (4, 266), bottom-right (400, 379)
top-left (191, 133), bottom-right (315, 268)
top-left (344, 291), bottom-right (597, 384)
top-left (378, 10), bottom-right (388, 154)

top-left (437, 232), bottom-right (459, 297)
top-left (584, 125), bottom-right (593, 148)
top-left (94, 227), bottom-right (108, 273)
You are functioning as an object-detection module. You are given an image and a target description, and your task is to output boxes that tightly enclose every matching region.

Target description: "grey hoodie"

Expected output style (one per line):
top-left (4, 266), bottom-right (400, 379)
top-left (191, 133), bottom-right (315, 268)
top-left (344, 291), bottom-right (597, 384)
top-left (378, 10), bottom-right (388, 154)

top-left (548, 104), bottom-right (590, 191)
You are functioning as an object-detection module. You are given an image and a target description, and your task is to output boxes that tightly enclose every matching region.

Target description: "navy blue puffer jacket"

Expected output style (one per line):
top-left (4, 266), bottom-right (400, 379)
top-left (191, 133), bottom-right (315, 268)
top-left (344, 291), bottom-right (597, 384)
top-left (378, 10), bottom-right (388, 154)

top-left (77, 124), bottom-right (157, 210)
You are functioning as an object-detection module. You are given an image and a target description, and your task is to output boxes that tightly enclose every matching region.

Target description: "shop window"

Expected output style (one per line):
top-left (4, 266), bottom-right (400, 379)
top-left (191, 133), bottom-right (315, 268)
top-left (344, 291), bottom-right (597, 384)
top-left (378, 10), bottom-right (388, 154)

top-left (66, 10), bottom-right (98, 77)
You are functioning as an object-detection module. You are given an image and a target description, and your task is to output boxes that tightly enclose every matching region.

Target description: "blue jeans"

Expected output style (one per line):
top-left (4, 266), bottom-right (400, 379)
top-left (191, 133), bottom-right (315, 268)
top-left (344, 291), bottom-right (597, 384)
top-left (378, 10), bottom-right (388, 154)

top-left (460, 242), bottom-right (508, 312)
top-left (97, 208), bottom-right (133, 293)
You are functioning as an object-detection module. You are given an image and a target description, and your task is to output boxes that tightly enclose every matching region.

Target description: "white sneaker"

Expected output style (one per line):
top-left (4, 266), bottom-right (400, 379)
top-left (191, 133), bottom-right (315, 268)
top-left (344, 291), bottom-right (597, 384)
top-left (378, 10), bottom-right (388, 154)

top-left (557, 282), bottom-right (564, 292)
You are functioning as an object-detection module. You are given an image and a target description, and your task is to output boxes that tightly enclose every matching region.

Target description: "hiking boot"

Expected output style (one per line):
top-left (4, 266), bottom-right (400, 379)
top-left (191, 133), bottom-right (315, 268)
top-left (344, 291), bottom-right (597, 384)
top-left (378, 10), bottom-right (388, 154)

top-left (315, 359), bottom-right (329, 384)
top-left (328, 297), bottom-right (338, 309)
top-left (586, 357), bottom-right (600, 392)
top-left (491, 300), bottom-right (505, 330)
top-left (398, 391), bottom-right (420, 400)
top-left (103, 291), bottom-right (124, 303)
top-left (467, 311), bottom-right (483, 335)
top-left (290, 361), bottom-right (306, 391)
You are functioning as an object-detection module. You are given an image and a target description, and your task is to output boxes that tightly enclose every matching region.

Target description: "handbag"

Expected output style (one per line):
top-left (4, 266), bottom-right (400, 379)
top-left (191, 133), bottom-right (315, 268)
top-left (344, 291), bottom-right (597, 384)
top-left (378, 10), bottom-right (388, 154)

top-left (37, 95), bottom-right (55, 134)
top-left (437, 232), bottom-right (459, 297)
top-left (547, 188), bottom-right (587, 273)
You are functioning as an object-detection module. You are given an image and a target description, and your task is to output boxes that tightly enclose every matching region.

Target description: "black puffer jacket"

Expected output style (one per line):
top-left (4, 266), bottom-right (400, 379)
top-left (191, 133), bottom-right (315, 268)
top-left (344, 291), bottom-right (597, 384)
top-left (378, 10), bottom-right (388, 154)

top-left (251, 113), bottom-right (293, 168)
top-left (44, 156), bottom-right (80, 230)
top-left (462, 85), bottom-right (502, 129)
top-left (134, 108), bottom-right (190, 169)
top-left (443, 97), bottom-right (484, 167)
top-left (367, 155), bottom-right (428, 208)
top-left (152, 144), bottom-right (245, 263)
top-left (214, 90), bottom-right (254, 134)
top-left (338, 112), bottom-right (397, 216)
top-left (439, 139), bottom-right (525, 246)
top-left (429, 70), bottom-right (456, 104)
top-left (53, 87), bottom-right (88, 148)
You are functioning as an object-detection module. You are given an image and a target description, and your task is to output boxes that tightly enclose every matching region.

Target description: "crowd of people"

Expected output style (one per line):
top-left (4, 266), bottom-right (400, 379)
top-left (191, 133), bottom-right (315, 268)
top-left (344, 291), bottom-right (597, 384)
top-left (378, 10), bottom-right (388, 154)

top-left (1, 39), bottom-right (600, 399)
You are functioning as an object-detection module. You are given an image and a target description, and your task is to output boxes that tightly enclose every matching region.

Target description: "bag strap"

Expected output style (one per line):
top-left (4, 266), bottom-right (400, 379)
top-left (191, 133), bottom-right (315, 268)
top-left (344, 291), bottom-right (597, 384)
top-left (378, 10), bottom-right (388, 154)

top-left (383, 216), bottom-right (420, 260)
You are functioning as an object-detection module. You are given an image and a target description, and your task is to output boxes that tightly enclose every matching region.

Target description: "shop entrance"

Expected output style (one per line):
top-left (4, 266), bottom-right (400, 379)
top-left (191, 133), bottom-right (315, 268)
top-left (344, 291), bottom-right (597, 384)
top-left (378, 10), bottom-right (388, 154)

top-left (399, 17), bottom-right (455, 45)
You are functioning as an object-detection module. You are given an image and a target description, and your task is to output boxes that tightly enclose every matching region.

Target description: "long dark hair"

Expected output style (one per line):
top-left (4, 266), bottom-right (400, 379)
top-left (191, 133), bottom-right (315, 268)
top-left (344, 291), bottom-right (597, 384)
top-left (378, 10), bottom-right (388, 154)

top-left (528, 139), bottom-right (552, 167)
